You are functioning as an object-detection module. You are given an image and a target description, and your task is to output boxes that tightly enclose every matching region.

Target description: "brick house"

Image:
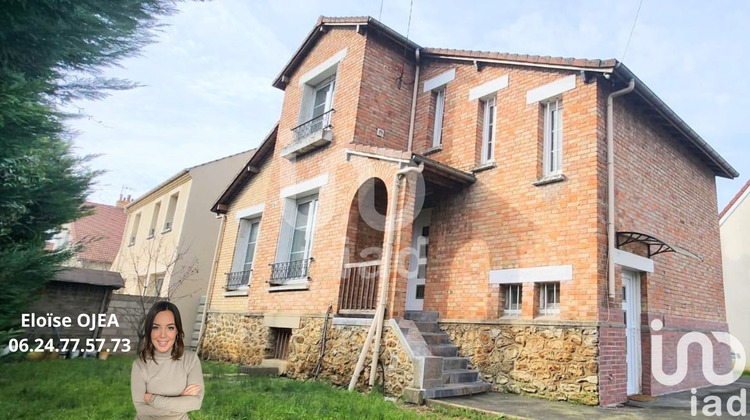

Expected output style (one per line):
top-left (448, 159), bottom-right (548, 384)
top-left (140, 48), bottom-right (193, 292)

top-left (199, 16), bottom-right (737, 406)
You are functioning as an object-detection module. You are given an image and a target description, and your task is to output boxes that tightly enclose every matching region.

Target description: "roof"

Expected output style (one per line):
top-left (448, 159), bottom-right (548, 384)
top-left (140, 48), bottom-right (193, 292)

top-left (272, 16), bottom-right (737, 180)
top-left (70, 202), bottom-right (127, 264)
top-left (212, 124), bottom-right (278, 214)
top-left (126, 148), bottom-right (256, 211)
top-left (719, 178), bottom-right (750, 223)
top-left (55, 267), bottom-right (124, 288)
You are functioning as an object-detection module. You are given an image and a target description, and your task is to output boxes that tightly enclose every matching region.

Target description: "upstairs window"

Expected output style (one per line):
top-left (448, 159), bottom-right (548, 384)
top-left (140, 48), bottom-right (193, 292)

top-left (432, 88), bottom-right (446, 148)
top-left (543, 99), bottom-right (563, 176)
top-left (129, 213), bottom-right (141, 246)
top-left (148, 202), bottom-right (161, 239)
top-left (163, 193), bottom-right (178, 232)
top-left (228, 217), bottom-right (261, 291)
top-left (480, 96), bottom-right (497, 164)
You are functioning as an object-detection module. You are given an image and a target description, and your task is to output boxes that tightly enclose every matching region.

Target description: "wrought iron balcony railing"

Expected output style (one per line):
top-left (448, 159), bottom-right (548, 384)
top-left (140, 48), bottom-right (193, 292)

top-left (291, 109), bottom-right (334, 142)
top-left (225, 269), bottom-right (252, 291)
top-left (269, 259), bottom-right (311, 285)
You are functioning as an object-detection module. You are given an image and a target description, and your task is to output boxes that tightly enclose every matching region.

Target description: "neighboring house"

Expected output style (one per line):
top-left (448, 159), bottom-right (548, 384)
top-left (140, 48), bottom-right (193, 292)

top-left (110, 149), bottom-right (254, 350)
top-left (719, 179), bottom-right (750, 373)
top-left (199, 16), bottom-right (737, 407)
top-left (48, 200), bottom-right (129, 271)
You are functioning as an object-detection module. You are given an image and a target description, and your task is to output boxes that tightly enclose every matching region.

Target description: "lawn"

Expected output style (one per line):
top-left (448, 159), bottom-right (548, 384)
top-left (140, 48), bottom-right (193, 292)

top-left (0, 355), bottom-right (501, 419)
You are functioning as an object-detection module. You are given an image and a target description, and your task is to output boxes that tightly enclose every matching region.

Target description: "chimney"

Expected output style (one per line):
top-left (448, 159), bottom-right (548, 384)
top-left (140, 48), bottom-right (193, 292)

top-left (116, 194), bottom-right (133, 209)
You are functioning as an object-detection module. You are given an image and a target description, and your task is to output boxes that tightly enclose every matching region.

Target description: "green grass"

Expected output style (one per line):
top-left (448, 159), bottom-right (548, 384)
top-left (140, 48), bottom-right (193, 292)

top-left (0, 355), bottom-right (502, 420)
top-left (742, 370), bottom-right (750, 378)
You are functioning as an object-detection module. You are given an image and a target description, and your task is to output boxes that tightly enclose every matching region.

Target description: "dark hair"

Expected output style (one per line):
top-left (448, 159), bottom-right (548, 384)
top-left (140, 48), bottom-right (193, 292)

top-left (138, 301), bottom-right (185, 363)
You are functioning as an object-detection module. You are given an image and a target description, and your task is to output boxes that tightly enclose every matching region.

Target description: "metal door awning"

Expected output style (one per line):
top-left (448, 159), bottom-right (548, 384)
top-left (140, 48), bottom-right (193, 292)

top-left (616, 231), bottom-right (702, 261)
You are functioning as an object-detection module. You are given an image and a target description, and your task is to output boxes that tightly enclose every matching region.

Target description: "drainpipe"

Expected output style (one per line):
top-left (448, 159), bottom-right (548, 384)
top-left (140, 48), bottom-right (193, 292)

top-left (406, 48), bottom-right (421, 153)
top-left (607, 78), bottom-right (635, 298)
top-left (196, 213), bottom-right (227, 355)
top-left (349, 163), bottom-right (424, 391)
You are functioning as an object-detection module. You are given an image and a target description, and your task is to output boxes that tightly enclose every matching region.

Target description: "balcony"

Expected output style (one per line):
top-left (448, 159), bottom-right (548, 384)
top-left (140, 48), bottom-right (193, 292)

top-left (268, 259), bottom-right (311, 285)
top-left (338, 260), bottom-right (380, 314)
top-left (225, 269), bottom-right (252, 291)
top-left (281, 109), bottom-right (334, 159)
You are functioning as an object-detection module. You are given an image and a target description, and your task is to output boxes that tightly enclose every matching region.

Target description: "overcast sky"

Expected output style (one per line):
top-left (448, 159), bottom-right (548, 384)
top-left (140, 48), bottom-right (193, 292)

top-left (69, 0), bottom-right (749, 211)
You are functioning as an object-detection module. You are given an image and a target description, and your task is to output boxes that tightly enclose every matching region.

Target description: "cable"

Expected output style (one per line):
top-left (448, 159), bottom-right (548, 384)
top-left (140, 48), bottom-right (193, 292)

top-left (378, 0), bottom-right (384, 21)
top-left (621, 0), bottom-right (644, 62)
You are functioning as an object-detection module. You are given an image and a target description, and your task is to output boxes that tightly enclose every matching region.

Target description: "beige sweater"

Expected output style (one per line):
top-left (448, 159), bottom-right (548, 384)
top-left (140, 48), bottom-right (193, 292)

top-left (130, 350), bottom-right (204, 419)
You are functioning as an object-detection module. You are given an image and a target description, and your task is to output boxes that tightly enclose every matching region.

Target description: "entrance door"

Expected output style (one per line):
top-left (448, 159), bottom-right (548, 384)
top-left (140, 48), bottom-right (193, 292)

top-left (622, 269), bottom-right (642, 395)
top-left (406, 209), bottom-right (431, 311)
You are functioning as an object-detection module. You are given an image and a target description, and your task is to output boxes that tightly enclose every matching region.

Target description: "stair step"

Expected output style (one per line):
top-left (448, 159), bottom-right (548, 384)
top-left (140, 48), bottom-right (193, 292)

top-left (420, 332), bottom-right (450, 345)
top-left (443, 357), bottom-right (469, 370)
top-left (429, 344), bottom-right (458, 357)
top-left (442, 369), bottom-right (479, 384)
top-left (424, 381), bottom-right (493, 399)
top-left (413, 321), bottom-right (440, 333)
top-left (238, 365), bottom-right (279, 376)
top-left (404, 311), bottom-right (439, 322)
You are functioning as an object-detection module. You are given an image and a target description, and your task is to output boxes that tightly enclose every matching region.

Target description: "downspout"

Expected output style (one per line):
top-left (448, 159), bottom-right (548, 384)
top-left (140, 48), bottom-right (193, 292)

top-left (349, 163), bottom-right (424, 391)
top-left (607, 78), bottom-right (635, 298)
top-left (406, 48), bottom-right (421, 153)
top-left (196, 213), bottom-right (227, 355)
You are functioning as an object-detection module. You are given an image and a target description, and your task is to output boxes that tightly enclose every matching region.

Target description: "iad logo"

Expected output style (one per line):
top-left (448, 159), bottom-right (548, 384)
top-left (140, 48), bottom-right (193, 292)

top-left (650, 318), bottom-right (746, 387)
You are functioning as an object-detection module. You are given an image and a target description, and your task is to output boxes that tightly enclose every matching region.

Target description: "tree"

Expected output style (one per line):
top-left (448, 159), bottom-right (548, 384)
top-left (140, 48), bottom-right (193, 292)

top-left (0, 1), bottom-right (178, 345)
top-left (113, 236), bottom-right (200, 351)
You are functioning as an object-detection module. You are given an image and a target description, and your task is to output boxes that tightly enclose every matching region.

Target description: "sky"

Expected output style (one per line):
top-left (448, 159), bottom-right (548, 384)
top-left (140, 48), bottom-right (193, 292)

top-left (68, 0), bottom-right (750, 211)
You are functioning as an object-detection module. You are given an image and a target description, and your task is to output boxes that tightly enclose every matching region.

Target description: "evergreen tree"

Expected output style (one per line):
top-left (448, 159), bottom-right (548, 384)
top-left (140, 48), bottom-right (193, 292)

top-left (0, 1), bottom-right (178, 345)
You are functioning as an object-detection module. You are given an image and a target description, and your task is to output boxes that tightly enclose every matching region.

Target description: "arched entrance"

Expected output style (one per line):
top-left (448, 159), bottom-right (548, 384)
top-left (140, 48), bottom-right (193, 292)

top-left (339, 178), bottom-right (388, 314)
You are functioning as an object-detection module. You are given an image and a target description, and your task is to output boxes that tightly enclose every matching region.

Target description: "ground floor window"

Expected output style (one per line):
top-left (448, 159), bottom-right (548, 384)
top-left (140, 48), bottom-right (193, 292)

top-left (503, 284), bottom-right (522, 317)
top-left (538, 282), bottom-right (560, 316)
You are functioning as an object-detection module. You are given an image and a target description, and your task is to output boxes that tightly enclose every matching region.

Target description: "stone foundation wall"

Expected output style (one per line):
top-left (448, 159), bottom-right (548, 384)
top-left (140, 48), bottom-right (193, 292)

top-left (200, 312), bottom-right (266, 365)
top-left (200, 313), bottom-right (414, 397)
top-left (441, 322), bottom-right (599, 405)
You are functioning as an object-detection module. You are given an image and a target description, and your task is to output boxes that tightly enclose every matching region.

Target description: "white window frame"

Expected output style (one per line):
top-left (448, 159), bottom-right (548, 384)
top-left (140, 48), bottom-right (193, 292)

top-left (503, 284), bottom-right (522, 317)
top-left (287, 195), bottom-right (318, 264)
top-left (481, 96), bottom-right (497, 164)
top-left (432, 87), bottom-right (446, 147)
top-left (539, 282), bottom-right (560, 316)
top-left (231, 217), bottom-right (261, 290)
top-left (274, 194), bottom-right (319, 284)
top-left (309, 76), bottom-right (335, 121)
top-left (543, 99), bottom-right (563, 176)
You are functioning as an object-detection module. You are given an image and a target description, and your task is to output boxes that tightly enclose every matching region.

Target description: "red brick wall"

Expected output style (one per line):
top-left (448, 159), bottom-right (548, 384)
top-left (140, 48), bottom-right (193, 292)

top-left (596, 80), bottom-right (728, 405)
top-left (415, 60), bottom-right (601, 321)
top-left (353, 34), bottom-right (415, 150)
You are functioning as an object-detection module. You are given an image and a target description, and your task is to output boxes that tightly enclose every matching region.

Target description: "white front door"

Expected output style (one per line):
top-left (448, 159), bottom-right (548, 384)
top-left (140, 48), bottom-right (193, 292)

top-left (406, 209), bottom-right (431, 311)
top-left (622, 269), bottom-right (642, 395)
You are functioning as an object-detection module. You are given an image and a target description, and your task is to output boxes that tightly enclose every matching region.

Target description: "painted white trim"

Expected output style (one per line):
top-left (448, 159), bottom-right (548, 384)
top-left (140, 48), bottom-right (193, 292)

top-left (235, 204), bottom-right (265, 220)
top-left (720, 185), bottom-right (750, 226)
top-left (526, 75), bottom-right (576, 104)
top-left (280, 174), bottom-right (329, 198)
top-left (489, 265), bottom-right (573, 284)
top-left (614, 249), bottom-right (655, 273)
top-left (298, 48), bottom-right (347, 86)
top-left (423, 68), bottom-right (456, 92)
top-left (468, 75), bottom-right (509, 101)
top-left (263, 314), bottom-right (301, 329)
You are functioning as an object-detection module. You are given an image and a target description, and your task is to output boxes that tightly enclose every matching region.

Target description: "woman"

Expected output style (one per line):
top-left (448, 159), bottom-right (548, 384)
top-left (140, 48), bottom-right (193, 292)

top-left (130, 301), bottom-right (204, 419)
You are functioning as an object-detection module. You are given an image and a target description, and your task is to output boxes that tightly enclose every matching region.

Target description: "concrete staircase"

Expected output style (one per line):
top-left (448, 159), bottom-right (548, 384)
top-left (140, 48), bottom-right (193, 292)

top-left (400, 311), bottom-right (491, 400)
